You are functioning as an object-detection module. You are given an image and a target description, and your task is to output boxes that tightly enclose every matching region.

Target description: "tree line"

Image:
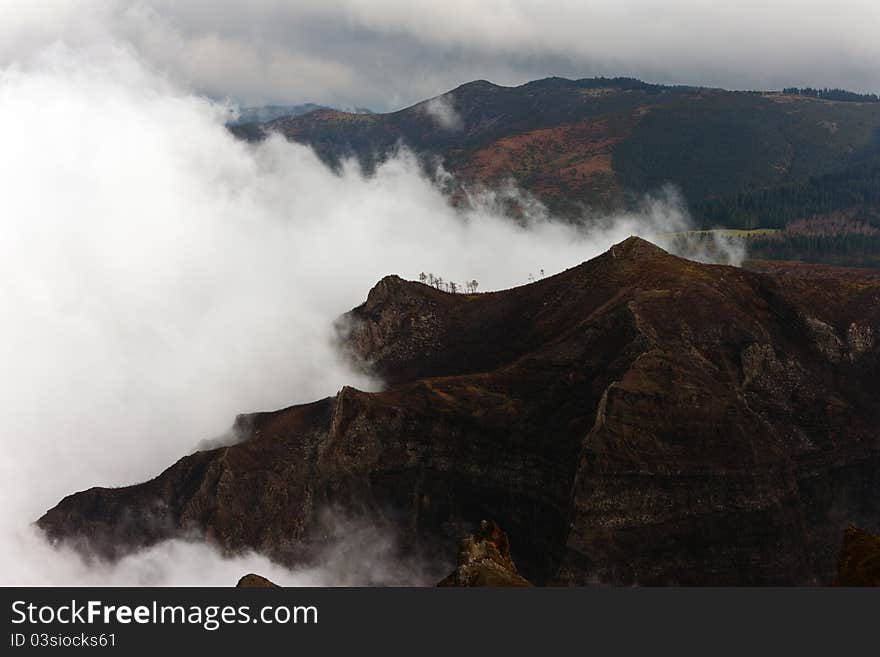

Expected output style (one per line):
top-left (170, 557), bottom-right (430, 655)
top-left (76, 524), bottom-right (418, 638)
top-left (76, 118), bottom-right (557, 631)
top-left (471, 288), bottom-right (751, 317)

top-left (676, 214), bottom-right (880, 268)
top-left (747, 214), bottom-right (880, 266)
top-left (693, 157), bottom-right (880, 231)
top-left (782, 87), bottom-right (880, 103)
top-left (419, 273), bottom-right (479, 294)
top-left (417, 269), bottom-right (546, 292)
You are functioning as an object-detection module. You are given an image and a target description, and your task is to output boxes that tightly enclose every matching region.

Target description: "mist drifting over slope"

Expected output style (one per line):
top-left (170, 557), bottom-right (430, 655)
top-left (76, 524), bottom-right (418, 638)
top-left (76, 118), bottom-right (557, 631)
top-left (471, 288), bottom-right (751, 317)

top-left (0, 13), bottom-right (727, 585)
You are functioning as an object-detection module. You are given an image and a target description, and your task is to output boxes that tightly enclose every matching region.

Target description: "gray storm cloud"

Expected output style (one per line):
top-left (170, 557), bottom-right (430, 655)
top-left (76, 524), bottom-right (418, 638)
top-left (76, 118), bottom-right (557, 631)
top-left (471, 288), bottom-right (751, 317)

top-left (1, 2), bottom-right (739, 585)
top-left (1, 0), bottom-right (876, 109)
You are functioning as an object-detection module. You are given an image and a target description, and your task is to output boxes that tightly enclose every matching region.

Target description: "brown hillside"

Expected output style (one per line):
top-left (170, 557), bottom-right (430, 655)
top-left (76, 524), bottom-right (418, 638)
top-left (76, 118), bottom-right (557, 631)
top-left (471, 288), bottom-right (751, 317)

top-left (38, 238), bottom-right (880, 584)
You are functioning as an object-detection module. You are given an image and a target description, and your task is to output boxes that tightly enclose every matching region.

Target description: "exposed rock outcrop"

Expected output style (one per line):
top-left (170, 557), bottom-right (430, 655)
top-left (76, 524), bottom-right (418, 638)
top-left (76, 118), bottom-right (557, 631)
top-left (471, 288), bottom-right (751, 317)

top-left (236, 573), bottom-right (279, 588)
top-left (847, 322), bottom-right (875, 362)
top-left (38, 238), bottom-right (880, 585)
top-left (438, 520), bottom-right (532, 587)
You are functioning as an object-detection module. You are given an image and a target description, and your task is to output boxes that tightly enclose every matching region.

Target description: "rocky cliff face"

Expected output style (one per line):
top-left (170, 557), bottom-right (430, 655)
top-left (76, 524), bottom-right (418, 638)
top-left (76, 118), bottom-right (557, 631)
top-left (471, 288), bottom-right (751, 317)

top-left (438, 520), bottom-right (531, 587)
top-left (236, 574), bottom-right (279, 588)
top-left (38, 238), bottom-right (880, 584)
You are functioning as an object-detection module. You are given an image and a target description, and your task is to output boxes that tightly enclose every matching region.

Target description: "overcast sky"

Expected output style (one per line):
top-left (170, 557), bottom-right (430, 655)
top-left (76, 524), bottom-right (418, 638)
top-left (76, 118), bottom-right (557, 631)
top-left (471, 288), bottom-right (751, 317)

top-left (1, 7), bottom-right (707, 583)
top-left (3, 0), bottom-right (880, 112)
top-left (0, 0), bottom-right (847, 586)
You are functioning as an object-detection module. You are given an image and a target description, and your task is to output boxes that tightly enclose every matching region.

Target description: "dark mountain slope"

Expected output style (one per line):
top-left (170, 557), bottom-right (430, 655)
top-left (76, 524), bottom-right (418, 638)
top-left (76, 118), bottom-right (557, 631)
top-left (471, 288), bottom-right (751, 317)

top-left (231, 77), bottom-right (880, 225)
top-left (227, 103), bottom-right (328, 127)
top-left (38, 238), bottom-right (880, 584)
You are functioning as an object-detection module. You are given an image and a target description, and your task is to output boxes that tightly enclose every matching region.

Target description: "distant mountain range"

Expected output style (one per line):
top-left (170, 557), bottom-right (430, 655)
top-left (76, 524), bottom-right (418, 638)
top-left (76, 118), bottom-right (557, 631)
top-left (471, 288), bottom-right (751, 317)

top-left (231, 77), bottom-right (880, 265)
top-left (227, 103), bottom-right (373, 126)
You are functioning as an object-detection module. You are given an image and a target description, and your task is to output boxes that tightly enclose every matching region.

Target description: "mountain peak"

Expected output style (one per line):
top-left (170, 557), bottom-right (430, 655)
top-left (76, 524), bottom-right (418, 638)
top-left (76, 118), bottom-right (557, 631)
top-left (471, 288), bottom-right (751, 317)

top-left (609, 235), bottom-right (670, 259)
top-left (452, 79), bottom-right (500, 92)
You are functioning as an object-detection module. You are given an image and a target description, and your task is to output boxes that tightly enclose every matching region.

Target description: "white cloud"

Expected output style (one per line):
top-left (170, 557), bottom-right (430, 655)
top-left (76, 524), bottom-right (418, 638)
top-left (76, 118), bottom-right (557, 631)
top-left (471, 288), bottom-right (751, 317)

top-left (2, 1), bottom-right (879, 109)
top-left (421, 93), bottom-right (462, 130)
top-left (0, 2), bottom-right (738, 586)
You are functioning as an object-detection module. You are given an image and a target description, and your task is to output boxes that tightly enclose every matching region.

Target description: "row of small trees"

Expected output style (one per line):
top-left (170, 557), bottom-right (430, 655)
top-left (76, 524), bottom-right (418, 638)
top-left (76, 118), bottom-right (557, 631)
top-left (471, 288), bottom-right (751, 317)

top-left (419, 272), bottom-right (479, 294)
top-left (418, 269), bottom-right (547, 292)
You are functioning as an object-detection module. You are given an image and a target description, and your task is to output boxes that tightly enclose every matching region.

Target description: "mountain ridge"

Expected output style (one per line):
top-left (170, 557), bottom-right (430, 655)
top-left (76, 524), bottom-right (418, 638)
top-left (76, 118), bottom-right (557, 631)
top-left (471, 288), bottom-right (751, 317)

top-left (37, 238), bottom-right (880, 585)
top-left (231, 76), bottom-right (880, 221)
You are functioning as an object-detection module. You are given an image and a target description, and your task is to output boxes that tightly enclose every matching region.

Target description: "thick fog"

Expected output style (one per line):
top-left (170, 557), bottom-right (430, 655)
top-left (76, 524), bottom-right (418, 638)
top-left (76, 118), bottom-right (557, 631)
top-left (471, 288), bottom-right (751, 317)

top-left (0, 10), bottom-right (734, 586)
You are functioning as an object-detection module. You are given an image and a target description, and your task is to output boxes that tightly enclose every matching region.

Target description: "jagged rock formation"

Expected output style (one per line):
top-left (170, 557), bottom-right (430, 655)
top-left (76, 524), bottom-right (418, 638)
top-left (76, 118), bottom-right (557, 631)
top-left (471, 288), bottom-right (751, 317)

top-left (835, 526), bottom-right (880, 586)
top-left (38, 238), bottom-right (880, 585)
top-left (438, 520), bottom-right (531, 587)
top-left (236, 573), bottom-right (279, 587)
